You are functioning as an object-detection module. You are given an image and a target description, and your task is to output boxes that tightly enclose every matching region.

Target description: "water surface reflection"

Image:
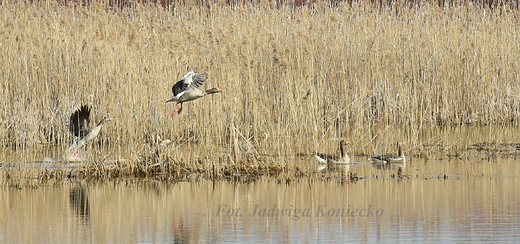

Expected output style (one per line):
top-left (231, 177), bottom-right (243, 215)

top-left (69, 184), bottom-right (91, 222)
top-left (1, 158), bottom-right (519, 243)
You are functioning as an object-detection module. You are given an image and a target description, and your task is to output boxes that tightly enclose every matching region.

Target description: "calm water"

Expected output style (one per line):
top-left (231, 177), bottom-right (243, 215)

top-left (1, 156), bottom-right (519, 243)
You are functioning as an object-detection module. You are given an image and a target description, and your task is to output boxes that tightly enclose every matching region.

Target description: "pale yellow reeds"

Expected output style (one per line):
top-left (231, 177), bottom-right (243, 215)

top-left (0, 1), bottom-right (519, 169)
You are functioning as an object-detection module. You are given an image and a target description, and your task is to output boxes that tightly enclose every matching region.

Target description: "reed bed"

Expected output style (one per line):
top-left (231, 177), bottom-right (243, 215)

top-left (0, 1), bottom-right (519, 183)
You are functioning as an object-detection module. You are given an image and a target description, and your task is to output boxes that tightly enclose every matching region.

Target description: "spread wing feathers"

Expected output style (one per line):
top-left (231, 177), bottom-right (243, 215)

top-left (190, 72), bottom-right (207, 88)
top-left (171, 71), bottom-right (208, 96)
top-left (69, 105), bottom-right (91, 138)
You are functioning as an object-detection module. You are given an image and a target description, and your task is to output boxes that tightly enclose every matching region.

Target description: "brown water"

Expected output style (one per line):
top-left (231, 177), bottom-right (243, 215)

top-left (1, 156), bottom-right (519, 243)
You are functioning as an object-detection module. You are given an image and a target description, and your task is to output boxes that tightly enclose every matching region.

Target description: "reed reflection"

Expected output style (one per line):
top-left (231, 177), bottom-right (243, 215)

top-left (69, 184), bottom-right (90, 222)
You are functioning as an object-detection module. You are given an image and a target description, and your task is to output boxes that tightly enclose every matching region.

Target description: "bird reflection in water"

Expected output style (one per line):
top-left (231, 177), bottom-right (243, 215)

top-left (69, 185), bottom-right (91, 222)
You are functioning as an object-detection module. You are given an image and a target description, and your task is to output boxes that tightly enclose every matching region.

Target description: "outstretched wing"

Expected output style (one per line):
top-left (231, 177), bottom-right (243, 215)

top-left (69, 105), bottom-right (91, 138)
top-left (171, 71), bottom-right (208, 96)
top-left (171, 79), bottom-right (190, 97)
top-left (188, 72), bottom-right (207, 89)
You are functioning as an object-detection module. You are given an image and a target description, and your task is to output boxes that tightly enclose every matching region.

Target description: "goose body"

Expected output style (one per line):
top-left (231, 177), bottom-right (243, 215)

top-left (312, 140), bottom-right (351, 173)
top-left (371, 142), bottom-right (406, 165)
top-left (166, 71), bottom-right (223, 116)
top-left (371, 142), bottom-right (407, 175)
top-left (63, 105), bottom-right (114, 161)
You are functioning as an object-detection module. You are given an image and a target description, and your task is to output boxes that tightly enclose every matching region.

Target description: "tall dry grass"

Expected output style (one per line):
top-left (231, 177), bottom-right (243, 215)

top-left (0, 1), bottom-right (519, 168)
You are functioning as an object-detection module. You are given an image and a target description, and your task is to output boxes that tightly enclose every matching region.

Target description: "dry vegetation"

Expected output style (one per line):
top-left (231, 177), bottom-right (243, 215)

top-left (0, 0), bottom-right (519, 184)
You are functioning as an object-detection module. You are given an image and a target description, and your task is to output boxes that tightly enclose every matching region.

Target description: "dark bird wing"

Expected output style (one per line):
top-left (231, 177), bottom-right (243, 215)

top-left (69, 105), bottom-right (91, 138)
top-left (171, 79), bottom-right (189, 97)
top-left (171, 71), bottom-right (208, 96)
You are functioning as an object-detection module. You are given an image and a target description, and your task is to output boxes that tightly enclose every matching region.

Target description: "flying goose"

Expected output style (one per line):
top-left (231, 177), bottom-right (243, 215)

top-left (165, 71), bottom-right (223, 117)
top-left (63, 105), bottom-right (114, 161)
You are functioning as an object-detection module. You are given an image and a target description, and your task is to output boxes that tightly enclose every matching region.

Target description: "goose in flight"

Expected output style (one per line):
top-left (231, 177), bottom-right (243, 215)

top-left (165, 71), bottom-right (223, 117)
top-left (63, 105), bottom-right (114, 161)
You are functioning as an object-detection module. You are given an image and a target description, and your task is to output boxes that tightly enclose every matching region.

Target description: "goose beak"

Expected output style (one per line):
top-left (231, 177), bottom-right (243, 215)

top-left (217, 88), bottom-right (224, 92)
top-left (165, 96), bottom-right (175, 103)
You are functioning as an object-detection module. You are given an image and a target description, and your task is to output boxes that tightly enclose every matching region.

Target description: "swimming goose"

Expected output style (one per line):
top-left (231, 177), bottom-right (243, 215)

top-left (312, 140), bottom-right (351, 173)
top-left (63, 105), bottom-right (114, 161)
top-left (165, 71), bottom-right (223, 117)
top-left (371, 141), bottom-right (406, 165)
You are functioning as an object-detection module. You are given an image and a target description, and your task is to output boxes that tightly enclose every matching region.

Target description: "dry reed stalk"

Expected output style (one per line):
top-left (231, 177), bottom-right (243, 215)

top-left (0, 1), bottom-right (519, 182)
